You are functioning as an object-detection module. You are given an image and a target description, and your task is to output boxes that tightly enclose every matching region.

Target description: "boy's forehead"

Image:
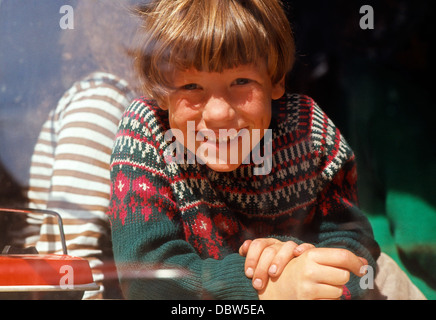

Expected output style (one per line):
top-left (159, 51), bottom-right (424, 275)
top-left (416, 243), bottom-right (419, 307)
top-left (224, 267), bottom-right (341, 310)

top-left (172, 61), bottom-right (268, 78)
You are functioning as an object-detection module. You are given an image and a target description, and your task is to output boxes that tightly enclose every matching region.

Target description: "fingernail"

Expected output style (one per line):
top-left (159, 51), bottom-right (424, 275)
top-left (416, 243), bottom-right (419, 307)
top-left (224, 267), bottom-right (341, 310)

top-left (245, 267), bottom-right (254, 278)
top-left (253, 278), bottom-right (263, 290)
top-left (360, 265), bottom-right (368, 276)
top-left (269, 264), bottom-right (277, 275)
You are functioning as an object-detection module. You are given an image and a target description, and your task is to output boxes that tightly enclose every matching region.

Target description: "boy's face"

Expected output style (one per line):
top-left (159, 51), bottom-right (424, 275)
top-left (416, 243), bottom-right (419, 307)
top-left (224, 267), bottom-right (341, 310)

top-left (162, 61), bottom-right (285, 172)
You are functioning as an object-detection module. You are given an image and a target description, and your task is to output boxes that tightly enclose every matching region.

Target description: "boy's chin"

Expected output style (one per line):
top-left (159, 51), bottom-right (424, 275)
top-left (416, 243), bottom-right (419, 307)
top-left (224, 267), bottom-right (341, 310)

top-left (203, 161), bottom-right (242, 173)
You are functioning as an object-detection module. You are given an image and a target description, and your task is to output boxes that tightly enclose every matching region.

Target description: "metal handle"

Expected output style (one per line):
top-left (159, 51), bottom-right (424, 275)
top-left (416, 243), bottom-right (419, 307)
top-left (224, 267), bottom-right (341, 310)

top-left (0, 208), bottom-right (68, 255)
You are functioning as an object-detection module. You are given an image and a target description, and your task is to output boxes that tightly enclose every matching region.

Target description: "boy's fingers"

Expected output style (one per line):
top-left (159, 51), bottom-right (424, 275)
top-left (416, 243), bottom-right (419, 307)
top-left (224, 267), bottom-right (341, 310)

top-left (293, 243), bottom-right (315, 256)
top-left (239, 240), bottom-right (252, 257)
top-left (244, 238), bottom-right (279, 278)
top-left (252, 245), bottom-right (280, 290)
top-left (268, 241), bottom-right (299, 277)
top-left (309, 248), bottom-right (367, 277)
top-left (358, 256), bottom-right (368, 266)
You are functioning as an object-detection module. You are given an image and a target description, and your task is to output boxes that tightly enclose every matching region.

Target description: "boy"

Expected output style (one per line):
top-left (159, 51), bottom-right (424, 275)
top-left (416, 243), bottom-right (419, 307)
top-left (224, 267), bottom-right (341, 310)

top-left (107, 0), bottom-right (380, 299)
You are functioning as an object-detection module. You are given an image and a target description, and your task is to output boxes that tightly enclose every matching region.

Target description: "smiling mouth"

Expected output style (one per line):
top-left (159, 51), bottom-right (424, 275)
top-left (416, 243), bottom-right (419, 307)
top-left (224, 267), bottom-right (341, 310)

top-left (196, 128), bottom-right (248, 143)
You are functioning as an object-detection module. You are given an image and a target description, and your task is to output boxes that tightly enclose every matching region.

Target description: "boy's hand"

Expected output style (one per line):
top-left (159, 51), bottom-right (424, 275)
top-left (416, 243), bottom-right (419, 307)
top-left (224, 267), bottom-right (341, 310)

top-left (258, 248), bottom-right (368, 300)
top-left (239, 238), bottom-right (315, 290)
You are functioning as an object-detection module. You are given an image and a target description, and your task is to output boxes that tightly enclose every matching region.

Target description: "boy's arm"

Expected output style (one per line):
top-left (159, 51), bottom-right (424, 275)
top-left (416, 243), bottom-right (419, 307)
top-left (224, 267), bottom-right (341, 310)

top-left (302, 97), bottom-right (380, 299)
top-left (239, 159), bottom-right (378, 299)
top-left (243, 95), bottom-right (380, 299)
top-left (311, 157), bottom-right (380, 299)
top-left (108, 161), bottom-right (258, 300)
top-left (107, 100), bottom-right (258, 300)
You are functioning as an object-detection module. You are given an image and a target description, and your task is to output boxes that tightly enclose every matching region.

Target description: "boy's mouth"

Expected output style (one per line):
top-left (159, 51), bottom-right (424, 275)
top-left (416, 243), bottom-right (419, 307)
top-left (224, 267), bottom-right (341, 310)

top-left (196, 128), bottom-right (248, 144)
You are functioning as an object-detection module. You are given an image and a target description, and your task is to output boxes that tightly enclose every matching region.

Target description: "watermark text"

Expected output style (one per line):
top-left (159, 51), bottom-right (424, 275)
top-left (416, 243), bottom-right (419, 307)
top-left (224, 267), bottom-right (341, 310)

top-left (59, 5), bottom-right (74, 30)
top-left (360, 5), bottom-right (374, 30)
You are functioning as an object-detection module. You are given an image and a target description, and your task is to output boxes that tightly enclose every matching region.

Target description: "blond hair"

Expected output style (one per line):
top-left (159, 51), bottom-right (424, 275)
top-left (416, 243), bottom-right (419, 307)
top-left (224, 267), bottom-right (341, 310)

top-left (134, 0), bottom-right (295, 104)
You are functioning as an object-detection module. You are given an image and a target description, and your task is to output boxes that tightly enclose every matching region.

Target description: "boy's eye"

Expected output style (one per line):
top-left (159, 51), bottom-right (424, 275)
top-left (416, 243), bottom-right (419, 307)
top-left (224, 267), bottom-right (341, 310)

top-left (233, 78), bottom-right (252, 86)
top-left (181, 83), bottom-right (200, 90)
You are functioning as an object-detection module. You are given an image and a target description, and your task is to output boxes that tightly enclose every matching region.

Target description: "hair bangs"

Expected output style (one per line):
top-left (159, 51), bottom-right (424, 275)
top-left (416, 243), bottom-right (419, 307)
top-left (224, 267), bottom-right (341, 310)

top-left (135, 0), bottom-right (295, 104)
top-left (170, 1), bottom-right (270, 74)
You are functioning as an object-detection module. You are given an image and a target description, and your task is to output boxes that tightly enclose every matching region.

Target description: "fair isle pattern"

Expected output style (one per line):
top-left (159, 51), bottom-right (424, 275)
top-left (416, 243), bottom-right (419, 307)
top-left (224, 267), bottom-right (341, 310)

top-left (108, 93), bottom-right (379, 299)
top-left (27, 72), bottom-right (136, 299)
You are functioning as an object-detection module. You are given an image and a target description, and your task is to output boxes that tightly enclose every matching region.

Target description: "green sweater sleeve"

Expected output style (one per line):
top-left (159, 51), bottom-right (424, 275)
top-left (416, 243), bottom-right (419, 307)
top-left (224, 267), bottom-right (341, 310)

top-left (313, 158), bottom-right (380, 299)
top-left (108, 163), bottom-right (258, 299)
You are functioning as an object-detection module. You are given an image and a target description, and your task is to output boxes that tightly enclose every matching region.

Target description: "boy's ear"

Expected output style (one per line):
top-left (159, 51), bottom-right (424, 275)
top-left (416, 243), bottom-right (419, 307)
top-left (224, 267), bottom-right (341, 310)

top-left (157, 97), bottom-right (169, 110)
top-left (271, 76), bottom-right (286, 100)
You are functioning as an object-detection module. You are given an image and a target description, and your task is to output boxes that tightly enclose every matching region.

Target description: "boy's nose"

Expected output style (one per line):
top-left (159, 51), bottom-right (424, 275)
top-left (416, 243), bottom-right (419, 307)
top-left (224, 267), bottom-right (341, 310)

top-left (202, 96), bottom-right (236, 125)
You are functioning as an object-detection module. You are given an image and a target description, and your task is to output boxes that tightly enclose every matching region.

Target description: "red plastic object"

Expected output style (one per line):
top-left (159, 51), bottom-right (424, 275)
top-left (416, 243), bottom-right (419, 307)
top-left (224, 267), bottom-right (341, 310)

top-left (0, 208), bottom-right (99, 299)
top-left (0, 254), bottom-right (95, 287)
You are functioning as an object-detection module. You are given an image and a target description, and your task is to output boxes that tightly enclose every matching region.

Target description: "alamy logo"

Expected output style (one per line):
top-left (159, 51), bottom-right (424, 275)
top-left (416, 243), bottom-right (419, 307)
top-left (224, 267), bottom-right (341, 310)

top-left (59, 265), bottom-right (74, 290)
top-left (59, 5), bottom-right (74, 30)
top-left (360, 5), bottom-right (375, 30)
top-left (360, 265), bottom-right (375, 290)
top-left (163, 121), bottom-right (272, 176)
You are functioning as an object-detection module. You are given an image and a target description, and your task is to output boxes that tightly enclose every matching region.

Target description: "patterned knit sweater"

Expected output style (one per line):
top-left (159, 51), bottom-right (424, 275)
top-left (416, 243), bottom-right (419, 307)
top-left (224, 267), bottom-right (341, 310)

top-left (107, 93), bottom-right (380, 300)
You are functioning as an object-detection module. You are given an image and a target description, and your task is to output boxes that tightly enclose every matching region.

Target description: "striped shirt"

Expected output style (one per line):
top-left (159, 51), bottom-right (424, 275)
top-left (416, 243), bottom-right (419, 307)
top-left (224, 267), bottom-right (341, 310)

top-left (27, 72), bottom-right (136, 299)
